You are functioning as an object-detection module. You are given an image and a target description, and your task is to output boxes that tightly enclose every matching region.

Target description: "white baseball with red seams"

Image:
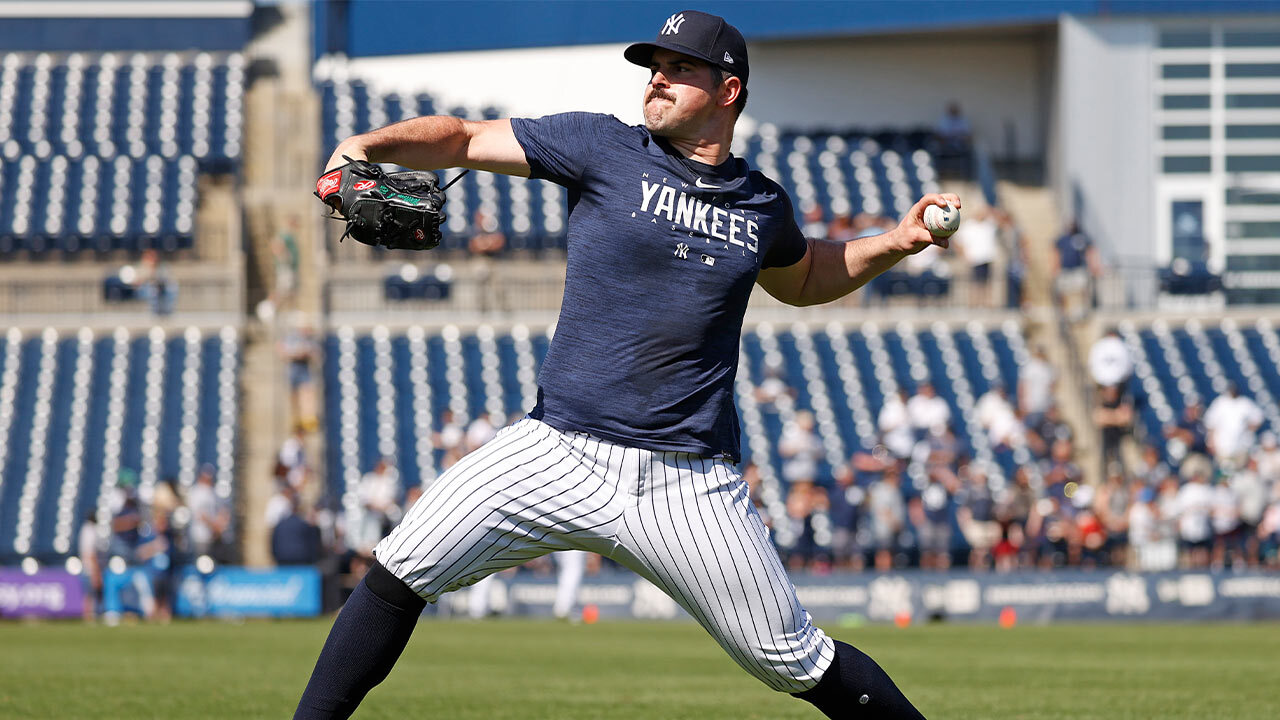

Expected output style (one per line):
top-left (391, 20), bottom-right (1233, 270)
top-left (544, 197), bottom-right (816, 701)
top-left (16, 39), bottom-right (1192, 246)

top-left (923, 202), bottom-right (961, 239)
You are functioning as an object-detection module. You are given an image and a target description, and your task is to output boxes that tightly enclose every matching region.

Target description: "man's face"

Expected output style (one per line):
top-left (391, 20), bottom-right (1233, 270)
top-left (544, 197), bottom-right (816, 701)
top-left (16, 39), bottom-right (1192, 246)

top-left (643, 49), bottom-right (720, 135)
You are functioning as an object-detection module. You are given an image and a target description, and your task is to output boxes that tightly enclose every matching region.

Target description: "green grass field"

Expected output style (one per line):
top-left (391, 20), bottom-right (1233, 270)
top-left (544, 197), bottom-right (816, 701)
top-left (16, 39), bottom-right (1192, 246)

top-left (2, 619), bottom-right (1278, 719)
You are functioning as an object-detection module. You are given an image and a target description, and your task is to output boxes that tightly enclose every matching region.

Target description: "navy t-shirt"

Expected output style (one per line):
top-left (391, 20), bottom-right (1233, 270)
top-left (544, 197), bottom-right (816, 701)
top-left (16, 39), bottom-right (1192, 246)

top-left (510, 112), bottom-right (808, 461)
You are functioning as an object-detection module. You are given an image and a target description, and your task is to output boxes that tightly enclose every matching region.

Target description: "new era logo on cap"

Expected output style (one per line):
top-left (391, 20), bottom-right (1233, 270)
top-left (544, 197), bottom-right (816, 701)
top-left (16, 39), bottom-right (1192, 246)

top-left (723, 52), bottom-right (733, 64)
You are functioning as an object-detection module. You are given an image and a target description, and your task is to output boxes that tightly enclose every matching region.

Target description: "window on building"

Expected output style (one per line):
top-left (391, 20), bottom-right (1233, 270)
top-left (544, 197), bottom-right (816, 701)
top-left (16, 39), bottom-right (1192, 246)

top-left (1163, 156), bottom-right (1212, 173)
top-left (1163, 125), bottom-right (1212, 140)
top-left (1227, 125), bottom-right (1280, 140)
top-left (1160, 29), bottom-right (1212, 48)
top-left (1226, 156), bottom-right (1280, 172)
top-left (1163, 95), bottom-right (1212, 110)
top-left (1226, 63), bottom-right (1280, 78)
top-left (1226, 94), bottom-right (1280, 109)
top-left (1163, 64), bottom-right (1211, 79)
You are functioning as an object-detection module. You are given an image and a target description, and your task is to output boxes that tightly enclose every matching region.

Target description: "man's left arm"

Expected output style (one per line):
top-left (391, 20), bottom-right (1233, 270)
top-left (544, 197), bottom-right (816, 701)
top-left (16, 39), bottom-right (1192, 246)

top-left (758, 194), bottom-right (960, 307)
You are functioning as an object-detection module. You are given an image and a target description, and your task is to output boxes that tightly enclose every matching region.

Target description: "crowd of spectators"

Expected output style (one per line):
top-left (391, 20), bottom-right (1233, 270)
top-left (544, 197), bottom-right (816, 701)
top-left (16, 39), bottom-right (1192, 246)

top-left (758, 339), bottom-right (1280, 574)
top-left (79, 465), bottom-right (234, 622)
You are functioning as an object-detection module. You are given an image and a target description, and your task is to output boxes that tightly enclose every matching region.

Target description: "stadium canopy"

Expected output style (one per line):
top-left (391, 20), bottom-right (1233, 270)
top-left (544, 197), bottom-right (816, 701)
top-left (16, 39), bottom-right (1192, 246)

top-left (0, 0), bottom-right (253, 51)
top-left (316, 0), bottom-right (1277, 58)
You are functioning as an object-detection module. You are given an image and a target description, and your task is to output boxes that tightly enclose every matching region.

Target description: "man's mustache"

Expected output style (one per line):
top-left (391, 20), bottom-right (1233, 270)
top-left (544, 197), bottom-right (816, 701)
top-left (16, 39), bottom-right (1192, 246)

top-left (647, 89), bottom-right (676, 103)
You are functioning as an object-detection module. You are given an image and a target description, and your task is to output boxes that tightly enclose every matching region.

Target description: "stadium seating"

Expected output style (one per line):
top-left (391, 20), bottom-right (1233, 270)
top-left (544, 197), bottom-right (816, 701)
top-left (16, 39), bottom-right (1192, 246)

top-left (0, 326), bottom-right (241, 564)
top-left (0, 51), bottom-right (244, 256)
top-left (322, 320), bottom-right (1029, 548)
top-left (1121, 318), bottom-right (1280, 461)
top-left (313, 74), bottom-right (940, 255)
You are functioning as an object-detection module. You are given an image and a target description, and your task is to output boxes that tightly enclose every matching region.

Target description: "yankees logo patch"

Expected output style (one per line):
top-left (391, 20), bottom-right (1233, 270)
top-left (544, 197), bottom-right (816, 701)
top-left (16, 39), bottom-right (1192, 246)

top-left (661, 13), bottom-right (686, 35)
top-left (674, 242), bottom-right (689, 259)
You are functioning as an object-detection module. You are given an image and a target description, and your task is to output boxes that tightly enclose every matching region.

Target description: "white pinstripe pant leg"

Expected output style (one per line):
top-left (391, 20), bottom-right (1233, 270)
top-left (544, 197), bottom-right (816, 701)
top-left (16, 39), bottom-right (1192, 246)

top-left (610, 451), bottom-right (836, 693)
top-left (374, 418), bottom-right (630, 601)
top-left (374, 420), bottom-right (834, 692)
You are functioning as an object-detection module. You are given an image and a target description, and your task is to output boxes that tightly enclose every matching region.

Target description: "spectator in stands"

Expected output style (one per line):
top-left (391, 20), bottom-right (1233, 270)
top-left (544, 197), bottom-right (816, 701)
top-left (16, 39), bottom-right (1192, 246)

top-left (906, 382), bottom-right (949, 439)
top-left (975, 383), bottom-right (1023, 451)
top-left (1093, 466), bottom-right (1132, 566)
top-left (278, 423), bottom-right (309, 487)
top-left (956, 465), bottom-right (998, 569)
top-left (1044, 437), bottom-right (1084, 504)
top-left (783, 480), bottom-right (828, 571)
top-left (1128, 486), bottom-right (1175, 571)
top-left (1204, 383), bottom-right (1263, 467)
top-left (1025, 495), bottom-right (1076, 568)
top-left (1094, 383), bottom-right (1135, 472)
top-left (132, 248), bottom-right (177, 316)
top-left (995, 208), bottom-right (1028, 309)
top-left (995, 466), bottom-right (1036, 570)
top-left (867, 463), bottom-right (906, 571)
top-left (1026, 403), bottom-right (1071, 461)
top-left (273, 490), bottom-right (322, 567)
top-left (933, 101), bottom-right (972, 177)
top-left (1018, 345), bottom-right (1056, 427)
top-left (109, 495), bottom-right (143, 564)
top-left (878, 388), bottom-right (915, 460)
top-left (135, 504), bottom-right (176, 623)
top-left (434, 410), bottom-right (467, 469)
top-left (188, 464), bottom-right (229, 559)
top-left (754, 363), bottom-right (794, 410)
top-left (466, 413), bottom-right (504, 454)
top-left (801, 203), bottom-right (828, 240)
top-left (827, 465), bottom-right (865, 570)
top-left (911, 468), bottom-right (956, 570)
top-left (265, 479), bottom-right (295, 532)
top-left (1258, 481), bottom-right (1280, 567)
top-left (1134, 442), bottom-right (1173, 488)
top-left (78, 511), bottom-right (104, 621)
top-left (353, 458), bottom-right (400, 553)
top-left (1211, 474), bottom-right (1244, 570)
top-left (1257, 432), bottom-right (1280, 482)
top-left (1053, 221), bottom-right (1102, 320)
top-left (779, 410), bottom-right (823, 486)
top-left (1174, 467), bottom-right (1215, 568)
top-left (268, 217), bottom-right (300, 314)
top-left (1166, 401), bottom-right (1211, 476)
top-left (469, 209), bottom-right (506, 256)
top-left (827, 214), bottom-right (857, 243)
top-left (952, 205), bottom-right (999, 306)
top-left (278, 321), bottom-right (319, 433)
top-left (1088, 328), bottom-right (1132, 391)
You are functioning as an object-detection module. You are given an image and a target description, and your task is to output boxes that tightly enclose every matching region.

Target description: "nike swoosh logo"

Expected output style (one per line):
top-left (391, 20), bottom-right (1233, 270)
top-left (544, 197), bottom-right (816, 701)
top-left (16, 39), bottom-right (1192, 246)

top-left (694, 178), bottom-right (721, 189)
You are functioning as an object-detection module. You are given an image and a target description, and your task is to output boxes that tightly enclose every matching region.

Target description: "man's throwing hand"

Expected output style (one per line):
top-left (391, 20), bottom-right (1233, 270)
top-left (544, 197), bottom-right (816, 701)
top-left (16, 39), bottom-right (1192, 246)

top-left (890, 193), bottom-right (962, 253)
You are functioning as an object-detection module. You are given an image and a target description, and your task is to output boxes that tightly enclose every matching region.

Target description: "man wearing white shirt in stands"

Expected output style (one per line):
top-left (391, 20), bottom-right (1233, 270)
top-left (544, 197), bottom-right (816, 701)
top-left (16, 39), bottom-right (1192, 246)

top-left (878, 388), bottom-right (915, 459)
top-left (974, 384), bottom-right (1023, 450)
top-left (1204, 383), bottom-right (1263, 467)
top-left (1088, 328), bottom-right (1132, 390)
top-left (906, 382), bottom-right (950, 437)
top-left (1174, 469), bottom-right (1215, 568)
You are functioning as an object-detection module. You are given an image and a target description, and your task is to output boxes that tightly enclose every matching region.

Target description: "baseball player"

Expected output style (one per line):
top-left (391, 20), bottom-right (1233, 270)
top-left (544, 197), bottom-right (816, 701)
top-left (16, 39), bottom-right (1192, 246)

top-left (296, 10), bottom-right (952, 718)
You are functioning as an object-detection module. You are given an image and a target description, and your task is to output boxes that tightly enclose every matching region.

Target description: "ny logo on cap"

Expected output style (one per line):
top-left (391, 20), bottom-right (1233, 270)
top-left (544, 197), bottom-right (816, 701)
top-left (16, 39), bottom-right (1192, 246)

top-left (662, 12), bottom-right (686, 36)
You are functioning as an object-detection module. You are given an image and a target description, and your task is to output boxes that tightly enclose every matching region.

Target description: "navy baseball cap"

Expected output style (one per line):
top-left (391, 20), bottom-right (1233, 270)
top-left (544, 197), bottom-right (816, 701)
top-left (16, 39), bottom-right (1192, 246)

top-left (625, 10), bottom-right (749, 84)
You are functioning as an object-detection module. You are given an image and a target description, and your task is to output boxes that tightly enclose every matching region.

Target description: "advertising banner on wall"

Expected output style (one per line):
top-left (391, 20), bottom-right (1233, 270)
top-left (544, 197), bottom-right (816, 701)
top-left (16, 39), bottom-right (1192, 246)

top-left (440, 570), bottom-right (1280, 623)
top-left (0, 569), bottom-right (83, 619)
top-left (173, 567), bottom-right (322, 618)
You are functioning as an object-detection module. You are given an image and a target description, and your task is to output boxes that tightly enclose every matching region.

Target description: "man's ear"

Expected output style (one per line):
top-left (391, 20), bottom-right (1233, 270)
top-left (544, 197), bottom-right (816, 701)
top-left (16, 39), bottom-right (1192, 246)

top-left (720, 75), bottom-right (742, 110)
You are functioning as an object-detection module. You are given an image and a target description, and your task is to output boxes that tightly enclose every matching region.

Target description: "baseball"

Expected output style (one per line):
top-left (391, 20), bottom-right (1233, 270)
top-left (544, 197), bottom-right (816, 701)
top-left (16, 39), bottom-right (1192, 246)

top-left (923, 202), bottom-right (961, 239)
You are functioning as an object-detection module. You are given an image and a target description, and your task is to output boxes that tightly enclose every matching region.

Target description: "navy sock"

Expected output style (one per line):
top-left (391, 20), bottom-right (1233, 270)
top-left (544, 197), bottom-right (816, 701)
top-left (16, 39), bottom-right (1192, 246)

top-left (293, 561), bottom-right (426, 719)
top-left (793, 640), bottom-right (926, 719)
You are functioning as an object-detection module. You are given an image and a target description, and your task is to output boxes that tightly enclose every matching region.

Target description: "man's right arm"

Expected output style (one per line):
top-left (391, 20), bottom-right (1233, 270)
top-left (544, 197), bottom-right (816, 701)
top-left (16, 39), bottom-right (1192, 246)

top-left (324, 117), bottom-right (530, 177)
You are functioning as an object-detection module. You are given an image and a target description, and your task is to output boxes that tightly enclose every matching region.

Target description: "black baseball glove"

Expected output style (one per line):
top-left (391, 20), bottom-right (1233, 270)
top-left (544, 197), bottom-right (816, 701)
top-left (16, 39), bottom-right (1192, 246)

top-left (315, 156), bottom-right (461, 251)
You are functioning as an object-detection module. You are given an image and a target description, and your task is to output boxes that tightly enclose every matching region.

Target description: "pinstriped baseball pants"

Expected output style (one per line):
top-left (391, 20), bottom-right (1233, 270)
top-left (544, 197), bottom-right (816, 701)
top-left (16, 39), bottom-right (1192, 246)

top-left (374, 417), bottom-right (836, 692)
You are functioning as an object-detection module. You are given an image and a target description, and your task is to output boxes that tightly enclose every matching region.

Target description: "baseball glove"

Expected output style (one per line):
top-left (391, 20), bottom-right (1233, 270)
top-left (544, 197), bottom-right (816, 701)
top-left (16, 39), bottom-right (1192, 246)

top-left (315, 156), bottom-right (464, 251)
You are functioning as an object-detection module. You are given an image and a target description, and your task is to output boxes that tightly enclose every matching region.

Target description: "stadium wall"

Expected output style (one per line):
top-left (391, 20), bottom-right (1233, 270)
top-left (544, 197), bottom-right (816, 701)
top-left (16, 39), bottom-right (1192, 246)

top-left (1054, 15), bottom-right (1157, 265)
top-left (338, 32), bottom-right (1051, 160)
